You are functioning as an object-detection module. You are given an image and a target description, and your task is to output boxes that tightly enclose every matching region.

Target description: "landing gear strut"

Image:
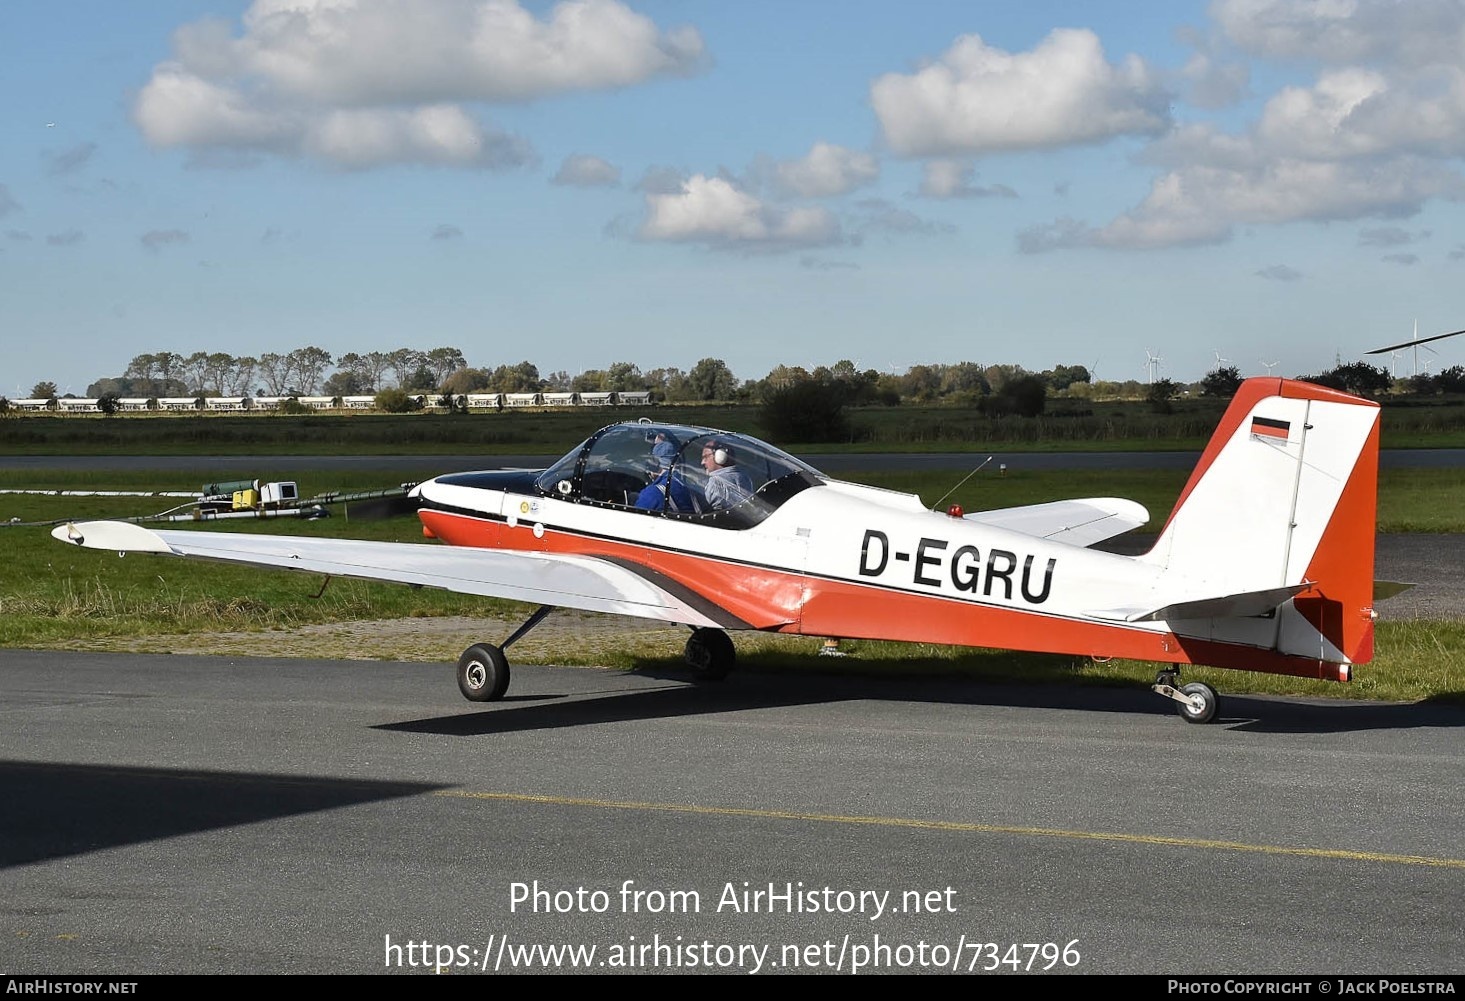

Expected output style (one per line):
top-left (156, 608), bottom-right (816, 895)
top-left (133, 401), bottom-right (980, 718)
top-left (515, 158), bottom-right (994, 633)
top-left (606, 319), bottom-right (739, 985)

top-left (455, 604), bottom-right (555, 703)
top-left (1152, 669), bottom-right (1220, 724)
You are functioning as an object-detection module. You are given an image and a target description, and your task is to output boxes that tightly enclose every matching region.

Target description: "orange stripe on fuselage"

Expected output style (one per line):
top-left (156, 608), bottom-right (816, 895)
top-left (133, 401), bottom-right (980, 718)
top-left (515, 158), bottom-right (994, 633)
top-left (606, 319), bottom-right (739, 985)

top-left (418, 506), bottom-right (1346, 681)
top-left (418, 507), bottom-right (803, 629)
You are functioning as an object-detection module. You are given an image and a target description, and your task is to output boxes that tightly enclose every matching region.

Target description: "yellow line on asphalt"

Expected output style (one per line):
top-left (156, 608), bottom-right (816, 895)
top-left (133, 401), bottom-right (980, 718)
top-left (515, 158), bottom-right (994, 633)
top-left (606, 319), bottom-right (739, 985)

top-left (433, 789), bottom-right (1465, 870)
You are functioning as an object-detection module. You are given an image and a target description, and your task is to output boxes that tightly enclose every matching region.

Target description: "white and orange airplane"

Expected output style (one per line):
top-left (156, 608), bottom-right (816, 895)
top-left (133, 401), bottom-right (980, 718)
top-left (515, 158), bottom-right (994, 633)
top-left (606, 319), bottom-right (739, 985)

top-left (53, 377), bottom-right (1381, 723)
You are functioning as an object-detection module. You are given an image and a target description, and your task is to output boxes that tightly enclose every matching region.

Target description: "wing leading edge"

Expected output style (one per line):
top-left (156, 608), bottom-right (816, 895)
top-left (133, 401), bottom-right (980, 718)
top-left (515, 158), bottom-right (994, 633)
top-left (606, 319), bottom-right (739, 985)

top-left (51, 520), bottom-right (733, 629)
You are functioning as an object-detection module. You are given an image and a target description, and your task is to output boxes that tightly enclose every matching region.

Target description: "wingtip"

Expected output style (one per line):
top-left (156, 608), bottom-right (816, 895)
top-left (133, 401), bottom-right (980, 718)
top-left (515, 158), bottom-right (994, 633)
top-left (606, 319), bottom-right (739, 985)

top-left (50, 522), bottom-right (84, 546)
top-left (49, 520), bottom-right (173, 554)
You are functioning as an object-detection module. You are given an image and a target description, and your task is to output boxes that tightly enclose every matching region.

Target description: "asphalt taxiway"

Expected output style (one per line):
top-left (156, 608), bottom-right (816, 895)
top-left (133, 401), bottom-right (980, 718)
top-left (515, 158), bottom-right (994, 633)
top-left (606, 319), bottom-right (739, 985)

top-left (2, 650), bottom-right (1462, 975)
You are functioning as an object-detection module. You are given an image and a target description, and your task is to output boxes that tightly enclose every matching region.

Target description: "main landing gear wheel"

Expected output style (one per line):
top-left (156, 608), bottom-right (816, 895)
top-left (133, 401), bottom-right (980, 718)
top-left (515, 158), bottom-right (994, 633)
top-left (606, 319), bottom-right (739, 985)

top-left (457, 643), bottom-right (511, 702)
top-left (684, 628), bottom-right (735, 682)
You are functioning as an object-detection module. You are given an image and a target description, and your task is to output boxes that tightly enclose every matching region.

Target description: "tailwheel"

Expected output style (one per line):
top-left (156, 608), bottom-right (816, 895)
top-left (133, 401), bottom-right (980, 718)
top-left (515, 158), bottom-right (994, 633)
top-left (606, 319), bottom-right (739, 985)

top-left (1151, 671), bottom-right (1221, 724)
top-left (684, 628), bottom-right (735, 682)
top-left (1176, 682), bottom-right (1219, 724)
top-left (457, 643), bottom-right (511, 702)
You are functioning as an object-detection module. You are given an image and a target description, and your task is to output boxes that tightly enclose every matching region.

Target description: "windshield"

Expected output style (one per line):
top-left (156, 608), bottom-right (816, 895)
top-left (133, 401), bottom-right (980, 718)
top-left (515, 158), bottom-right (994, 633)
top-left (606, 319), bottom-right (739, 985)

top-left (533, 435), bottom-right (591, 498)
top-left (533, 423), bottom-right (823, 528)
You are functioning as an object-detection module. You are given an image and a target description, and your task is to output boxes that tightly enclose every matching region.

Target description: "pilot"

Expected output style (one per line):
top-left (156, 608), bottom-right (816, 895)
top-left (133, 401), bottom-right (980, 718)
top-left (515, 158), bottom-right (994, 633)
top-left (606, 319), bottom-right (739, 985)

top-left (635, 432), bottom-right (695, 512)
top-left (700, 439), bottom-right (753, 509)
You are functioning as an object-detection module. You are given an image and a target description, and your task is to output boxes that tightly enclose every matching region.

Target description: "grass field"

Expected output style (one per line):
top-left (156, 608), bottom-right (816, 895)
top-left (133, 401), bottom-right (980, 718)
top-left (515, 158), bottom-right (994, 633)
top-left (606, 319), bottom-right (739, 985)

top-left (2, 464), bottom-right (1461, 705)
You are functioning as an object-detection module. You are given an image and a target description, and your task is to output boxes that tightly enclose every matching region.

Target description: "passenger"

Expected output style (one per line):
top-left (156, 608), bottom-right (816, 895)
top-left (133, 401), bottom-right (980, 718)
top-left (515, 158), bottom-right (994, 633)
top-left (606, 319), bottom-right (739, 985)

top-left (635, 432), bottom-right (695, 512)
top-left (700, 439), bottom-right (754, 510)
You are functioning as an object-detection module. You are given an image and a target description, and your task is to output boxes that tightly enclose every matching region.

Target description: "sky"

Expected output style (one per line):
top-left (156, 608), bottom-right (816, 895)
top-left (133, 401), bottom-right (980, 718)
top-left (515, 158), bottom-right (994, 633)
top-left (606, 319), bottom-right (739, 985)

top-left (3, 0), bottom-right (1465, 397)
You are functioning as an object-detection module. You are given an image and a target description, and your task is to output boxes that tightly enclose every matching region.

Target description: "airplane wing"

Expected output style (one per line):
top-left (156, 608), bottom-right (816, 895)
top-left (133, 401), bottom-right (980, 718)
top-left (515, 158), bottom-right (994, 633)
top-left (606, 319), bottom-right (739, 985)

top-left (964, 497), bottom-right (1148, 547)
top-left (51, 520), bottom-right (742, 629)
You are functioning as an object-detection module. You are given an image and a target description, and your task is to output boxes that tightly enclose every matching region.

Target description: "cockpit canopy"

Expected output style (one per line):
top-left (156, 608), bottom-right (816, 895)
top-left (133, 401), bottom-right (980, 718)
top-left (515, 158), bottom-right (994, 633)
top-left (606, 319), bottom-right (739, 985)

top-left (534, 421), bottom-right (825, 529)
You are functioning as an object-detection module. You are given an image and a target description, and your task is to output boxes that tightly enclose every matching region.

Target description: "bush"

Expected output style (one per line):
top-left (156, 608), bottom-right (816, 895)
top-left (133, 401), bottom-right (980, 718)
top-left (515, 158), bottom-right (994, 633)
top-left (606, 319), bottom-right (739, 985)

top-left (1200, 366), bottom-right (1242, 398)
top-left (759, 380), bottom-right (850, 443)
top-left (1146, 379), bottom-right (1180, 414)
top-left (375, 388), bottom-right (424, 414)
top-left (981, 374), bottom-right (1047, 417)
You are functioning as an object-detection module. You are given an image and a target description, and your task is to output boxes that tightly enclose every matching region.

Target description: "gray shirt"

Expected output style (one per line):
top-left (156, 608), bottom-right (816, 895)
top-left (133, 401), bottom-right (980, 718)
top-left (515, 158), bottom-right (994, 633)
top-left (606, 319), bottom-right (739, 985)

top-left (705, 465), bottom-right (754, 509)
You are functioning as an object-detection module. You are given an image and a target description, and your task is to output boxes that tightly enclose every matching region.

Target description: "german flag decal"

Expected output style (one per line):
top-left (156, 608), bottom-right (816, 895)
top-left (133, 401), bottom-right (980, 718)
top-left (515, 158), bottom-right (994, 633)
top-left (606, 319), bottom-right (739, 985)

top-left (1250, 416), bottom-right (1290, 441)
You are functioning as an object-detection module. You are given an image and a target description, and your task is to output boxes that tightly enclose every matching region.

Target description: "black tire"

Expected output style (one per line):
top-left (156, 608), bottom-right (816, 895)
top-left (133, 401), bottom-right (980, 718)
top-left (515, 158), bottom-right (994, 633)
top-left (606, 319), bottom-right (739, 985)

top-left (684, 628), bottom-right (735, 682)
top-left (457, 643), bottom-right (510, 702)
top-left (1176, 681), bottom-right (1219, 724)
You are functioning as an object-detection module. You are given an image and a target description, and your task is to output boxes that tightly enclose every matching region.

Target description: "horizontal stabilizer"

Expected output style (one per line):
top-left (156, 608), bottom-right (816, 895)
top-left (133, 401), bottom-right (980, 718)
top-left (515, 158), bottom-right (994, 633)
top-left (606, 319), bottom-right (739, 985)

top-left (1373, 580), bottom-right (1416, 601)
top-left (1089, 582), bottom-right (1311, 623)
top-left (965, 497), bottom-right (1148, 547)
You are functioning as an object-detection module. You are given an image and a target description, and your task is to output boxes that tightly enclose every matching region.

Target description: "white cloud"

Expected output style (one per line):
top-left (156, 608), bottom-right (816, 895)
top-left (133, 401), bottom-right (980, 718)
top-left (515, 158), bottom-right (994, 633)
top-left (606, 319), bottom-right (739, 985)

top-left (135, 64), bottom-right (299, 150)
top-left (918, 159), bottom-right (1017, 199)
top-left (1095, 158), bottom-right (1465, 248)
top-left (1176, 32), bottom-right (1249, 109)
top-left (551, 154), bottom-right (620, 187)
top-left (141, 229), bottom-right (190, 252)
top-left (1381, 252), bottom-right (1420, 265)
top-left (0, 184), bottom-right (18, 218)
top-left (1358, 226), bottom-right (1418, 246)
top-left (1255, 264), bottom-right (1303, 281)
top-left (768, 142), bottom-right (878, 198)
top-left (1213, 0), bottom-right (1465, 66)
top-left (302, 105), bottom-right (534, 168)
top-left (1042, 3), bottom-right (1465, 252)
top-left (636, 174), bottom-right (842, 250)
top-left (134, 0), bottom-right (703, 169)
top-left (1253, 68), bottom-right (1465, 160)
top-left (800, 255), bottom-right (859, 271)
top-left (47, 230), bottom-right (84, 246)
top-left (1015, 217), bottom-right (1098, 254)
top-left (852, 199), bottom-right (954, 236)
top-left (870, 28), bottom-right (1170, 157)
top-left (431, 224), bottom-right (464, 240)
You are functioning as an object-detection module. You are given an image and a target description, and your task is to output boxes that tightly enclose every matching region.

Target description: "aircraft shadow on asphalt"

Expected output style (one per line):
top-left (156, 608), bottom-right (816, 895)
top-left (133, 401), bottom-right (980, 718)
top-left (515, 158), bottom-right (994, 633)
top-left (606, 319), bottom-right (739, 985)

top-left (375, 668), bottom-right (1465, 737)
top-left (0, 760), bottom-right (445, 868)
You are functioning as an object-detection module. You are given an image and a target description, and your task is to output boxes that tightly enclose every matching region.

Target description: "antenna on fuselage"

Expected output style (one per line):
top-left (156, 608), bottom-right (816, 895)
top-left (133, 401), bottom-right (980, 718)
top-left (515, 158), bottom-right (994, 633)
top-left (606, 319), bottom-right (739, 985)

top-left (929, 456), bottom-right (993, 513)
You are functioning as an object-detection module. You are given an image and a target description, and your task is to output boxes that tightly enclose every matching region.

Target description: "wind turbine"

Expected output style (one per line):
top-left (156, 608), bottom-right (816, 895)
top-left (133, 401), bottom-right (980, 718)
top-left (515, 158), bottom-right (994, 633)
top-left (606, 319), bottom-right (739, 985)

top-left (1213, 350), bottom-right (1232, 371)
top-left (1366, 319), bottom-right (1465, 378)
top-left (1260, 359), bottom-right (1279, 376)
top-left (1143, 349), bottom-right (1163, 384)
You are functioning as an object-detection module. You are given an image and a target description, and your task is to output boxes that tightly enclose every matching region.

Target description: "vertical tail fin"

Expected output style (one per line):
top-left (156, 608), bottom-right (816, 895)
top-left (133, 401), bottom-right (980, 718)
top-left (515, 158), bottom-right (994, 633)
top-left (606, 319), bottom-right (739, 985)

top-left (1142, 378), bottom-right (1380, 669)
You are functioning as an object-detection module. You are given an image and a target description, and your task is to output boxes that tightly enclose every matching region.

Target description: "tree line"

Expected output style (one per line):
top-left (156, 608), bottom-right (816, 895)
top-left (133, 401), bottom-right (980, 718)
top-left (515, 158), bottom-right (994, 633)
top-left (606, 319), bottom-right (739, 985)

top-left (12, 349), bottom-right (1463, 412)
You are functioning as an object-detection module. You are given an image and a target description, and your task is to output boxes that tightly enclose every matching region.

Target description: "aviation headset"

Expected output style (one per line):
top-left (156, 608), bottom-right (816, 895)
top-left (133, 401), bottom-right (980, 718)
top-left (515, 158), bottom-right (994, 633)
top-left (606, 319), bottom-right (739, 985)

top-left (705, 441), bottom-right (731, 466)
